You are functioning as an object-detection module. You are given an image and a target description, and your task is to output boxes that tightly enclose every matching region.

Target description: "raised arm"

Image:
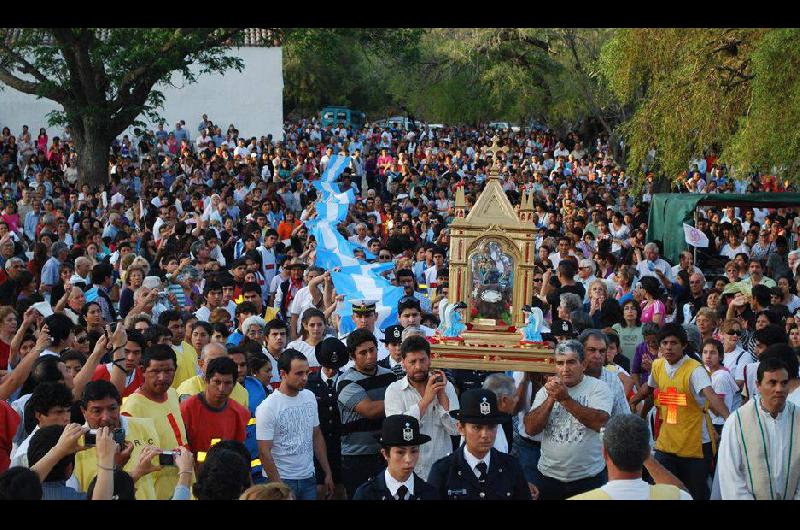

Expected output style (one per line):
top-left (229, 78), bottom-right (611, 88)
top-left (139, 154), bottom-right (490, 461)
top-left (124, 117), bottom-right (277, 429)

top-left (8, 307), bottom-right (38, 368)
top-left (30, 423), bottom-right (88, 483)
top-left (0, 326), bottom-right (51, 401)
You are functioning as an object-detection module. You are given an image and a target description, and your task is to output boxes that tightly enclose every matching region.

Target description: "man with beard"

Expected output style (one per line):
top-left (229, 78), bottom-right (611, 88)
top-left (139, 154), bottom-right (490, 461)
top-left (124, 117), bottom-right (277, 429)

top-left (256, 349), bottom-right (334, 500)
top-left (384, 335), bottom-right (459, 480)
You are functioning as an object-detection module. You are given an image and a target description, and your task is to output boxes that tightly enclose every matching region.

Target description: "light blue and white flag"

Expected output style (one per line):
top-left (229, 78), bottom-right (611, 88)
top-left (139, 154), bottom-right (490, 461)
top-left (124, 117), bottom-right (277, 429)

top-left (331, 270), bottom-right (404, 335)
top-left (322, 154), bottom-right (352, 182)
top-left (339, 261), bottom-right (395, 277)
top-left (313, 181), bottom-right (356, 204)
top-left (315, 247), bottom-right (360, 270)
top-left (315, 201), bottom-right (350, 224)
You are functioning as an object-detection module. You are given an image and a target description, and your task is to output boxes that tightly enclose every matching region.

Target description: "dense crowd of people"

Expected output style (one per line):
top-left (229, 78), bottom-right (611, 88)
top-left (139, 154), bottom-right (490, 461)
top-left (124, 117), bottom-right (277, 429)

top-left (0, 114), bottom-right (798, 501)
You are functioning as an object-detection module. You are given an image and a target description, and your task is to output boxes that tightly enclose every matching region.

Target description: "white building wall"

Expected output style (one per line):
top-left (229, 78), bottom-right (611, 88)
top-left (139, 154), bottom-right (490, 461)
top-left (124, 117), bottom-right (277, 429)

top-left (0, 46), bottom-right (283, 143)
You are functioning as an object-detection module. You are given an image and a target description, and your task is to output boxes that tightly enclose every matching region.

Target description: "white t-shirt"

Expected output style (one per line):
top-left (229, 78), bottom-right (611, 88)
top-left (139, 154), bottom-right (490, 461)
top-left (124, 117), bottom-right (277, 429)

top-left (738, 361), bottom-right (760, 400)
top-left (512, 372), bottom-right (542, 442)
top-left (598, 478), bottom-right (693, 500)
top-left (709, 369), bottom-right (740, 425)
top-left (285, 338), bottom-right (329, 367)
top-left (788, 387), bottom-right (800, 407)
top-left (255, 389), bottom-right (319, 480)
top-left (287, 287), bottom-right (318, 331)
top-left (532, 375), bottom-right (612, 482)
top-left (723, 346), bottom-right (753, 374)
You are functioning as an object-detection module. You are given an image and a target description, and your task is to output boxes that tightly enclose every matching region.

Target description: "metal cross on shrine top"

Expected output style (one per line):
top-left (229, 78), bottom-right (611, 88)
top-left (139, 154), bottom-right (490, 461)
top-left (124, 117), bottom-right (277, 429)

top-left (484, 135), bottom-right (508, 178)
top-left (657, 387), bottom-right (688, 425)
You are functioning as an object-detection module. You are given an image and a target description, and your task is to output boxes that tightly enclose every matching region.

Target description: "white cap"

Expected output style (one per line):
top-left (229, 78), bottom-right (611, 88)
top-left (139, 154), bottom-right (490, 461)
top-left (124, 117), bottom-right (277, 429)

top-left (142, 276), bottom-right (162, 290)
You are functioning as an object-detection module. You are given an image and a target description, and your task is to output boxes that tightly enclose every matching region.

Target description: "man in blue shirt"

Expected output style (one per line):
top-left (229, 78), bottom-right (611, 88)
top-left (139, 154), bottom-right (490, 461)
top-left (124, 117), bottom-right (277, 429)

top-left (23, 199), bottom-right (41, 242)
top-left (41, 242), bottom-right (68, 296)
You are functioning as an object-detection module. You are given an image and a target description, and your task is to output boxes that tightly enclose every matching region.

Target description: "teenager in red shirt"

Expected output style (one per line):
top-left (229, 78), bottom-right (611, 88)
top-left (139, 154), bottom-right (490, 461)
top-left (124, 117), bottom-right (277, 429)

top-left (92, 330), bottom-right (145, 397)
top-left (179, 356), bottom-right (249, 454)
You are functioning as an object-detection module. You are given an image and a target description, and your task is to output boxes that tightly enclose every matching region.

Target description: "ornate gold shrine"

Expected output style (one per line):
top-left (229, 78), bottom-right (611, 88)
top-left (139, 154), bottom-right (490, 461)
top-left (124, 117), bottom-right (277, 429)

top-left (430, 139), bottom-right (555, 373)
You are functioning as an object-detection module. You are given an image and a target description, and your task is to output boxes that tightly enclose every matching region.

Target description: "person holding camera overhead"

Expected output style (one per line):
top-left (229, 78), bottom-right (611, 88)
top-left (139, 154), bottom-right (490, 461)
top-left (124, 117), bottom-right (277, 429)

top-left (384, 335), bottom-right (459, 481)
top-left (73, 380), bottom-right (161, 500)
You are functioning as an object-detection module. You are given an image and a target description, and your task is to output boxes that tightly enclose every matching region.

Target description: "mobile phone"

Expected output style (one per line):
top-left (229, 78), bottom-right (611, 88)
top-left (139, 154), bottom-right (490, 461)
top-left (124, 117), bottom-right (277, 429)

top-left (84, 431), bottom-right (97, 446)
top-left (112, 428), bottom-right (126, 445)
top-left (159, 452), bottom-right (176, 466)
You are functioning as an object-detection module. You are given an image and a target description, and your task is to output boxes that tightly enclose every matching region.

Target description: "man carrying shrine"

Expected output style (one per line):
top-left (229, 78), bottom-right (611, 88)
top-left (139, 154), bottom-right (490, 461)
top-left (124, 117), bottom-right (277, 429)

top-left (629, 323), bottom-right (729, 500)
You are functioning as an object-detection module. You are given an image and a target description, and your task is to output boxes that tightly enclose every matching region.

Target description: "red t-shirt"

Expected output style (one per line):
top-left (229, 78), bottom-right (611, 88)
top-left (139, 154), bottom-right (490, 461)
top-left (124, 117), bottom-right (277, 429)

top-left (92, 364), bottom-right (145, 397)
top-left (179, 393), bottom-right (249, 453)
top-left (0, 400), bottom-right (20, 473)
top-left (0, 339), bottom-right (10, 370)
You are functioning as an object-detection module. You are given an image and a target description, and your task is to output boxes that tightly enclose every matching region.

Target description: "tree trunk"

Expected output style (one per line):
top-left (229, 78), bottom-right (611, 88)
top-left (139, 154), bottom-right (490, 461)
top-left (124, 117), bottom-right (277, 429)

top-left (74, 126), bottom-right (112, 189)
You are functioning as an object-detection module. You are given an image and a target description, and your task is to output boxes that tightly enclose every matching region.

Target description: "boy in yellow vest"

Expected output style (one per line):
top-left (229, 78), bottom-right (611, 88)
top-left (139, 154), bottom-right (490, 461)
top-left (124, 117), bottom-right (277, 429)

top-left (629, 323), bottom-right (729, 500)
top-left (570, 414), bottom-right (692, 500)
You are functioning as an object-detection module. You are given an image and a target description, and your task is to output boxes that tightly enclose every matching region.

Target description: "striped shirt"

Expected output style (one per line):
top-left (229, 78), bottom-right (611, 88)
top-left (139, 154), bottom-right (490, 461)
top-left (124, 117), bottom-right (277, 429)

top-left (337, 366), bottom-right (396, 456)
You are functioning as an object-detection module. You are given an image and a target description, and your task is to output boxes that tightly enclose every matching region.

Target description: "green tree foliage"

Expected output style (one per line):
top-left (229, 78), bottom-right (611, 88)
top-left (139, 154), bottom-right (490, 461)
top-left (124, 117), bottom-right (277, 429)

top-left (0, 28), bottom-right (246, 186)
top-left (385, 29), bottom-right (558, 125)
top-left (726, 28), bottom-right (800, 178)
top-left (599, 28), bottom-right (769, 184)
top-left (281, 28), bottom-right (423, 118)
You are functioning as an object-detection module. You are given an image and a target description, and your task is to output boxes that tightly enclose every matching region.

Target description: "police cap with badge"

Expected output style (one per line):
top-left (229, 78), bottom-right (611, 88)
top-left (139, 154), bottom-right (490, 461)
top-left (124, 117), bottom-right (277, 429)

top-left (315, 337), bottom-right (349, 370)
top-left (382, 324), bottom-right (404, 345)
top-left (375, 414), bottom-right (431, 447)
top-left (547, 318), bottom-right (576, 340)
top-left (449, 388), bottom-right (510, 425)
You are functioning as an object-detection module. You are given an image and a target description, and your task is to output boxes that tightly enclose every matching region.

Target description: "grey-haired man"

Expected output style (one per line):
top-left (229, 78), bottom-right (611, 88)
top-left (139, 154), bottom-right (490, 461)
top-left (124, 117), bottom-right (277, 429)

top-left (524, 340), bottom-right (612, 500)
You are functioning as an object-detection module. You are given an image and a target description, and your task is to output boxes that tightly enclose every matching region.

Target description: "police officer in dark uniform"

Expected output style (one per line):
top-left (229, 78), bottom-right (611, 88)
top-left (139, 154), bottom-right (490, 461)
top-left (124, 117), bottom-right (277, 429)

top-left (307, 337), bottom-right (348, 499)
top-left (353, 414), bottom-right (439, 500)
top-left (377, 324), bottom-right (405, 378)
top-left (427, 388), bottom-right (532, 500)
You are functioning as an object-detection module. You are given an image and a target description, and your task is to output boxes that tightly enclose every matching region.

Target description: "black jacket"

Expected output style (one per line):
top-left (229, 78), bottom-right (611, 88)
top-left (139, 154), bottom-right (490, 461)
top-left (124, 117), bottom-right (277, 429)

top-left (353, 470), bottom-right (439, 500)
top-left (427, 445), bottom-right (531, 500)
top-left (306, 370), bottom-right (342, 482)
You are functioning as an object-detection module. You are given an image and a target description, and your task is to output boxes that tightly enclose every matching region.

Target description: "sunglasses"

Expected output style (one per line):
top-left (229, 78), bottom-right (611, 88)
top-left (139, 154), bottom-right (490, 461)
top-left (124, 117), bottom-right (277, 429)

top-left (726, 329), bottom-right (742, 336)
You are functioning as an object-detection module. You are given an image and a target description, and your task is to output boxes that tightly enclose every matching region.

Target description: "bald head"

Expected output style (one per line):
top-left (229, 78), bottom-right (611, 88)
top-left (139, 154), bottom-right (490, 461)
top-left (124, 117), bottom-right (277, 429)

top-left (200, 342), bottom-right (227, 374)
top-left (68, 287), bottom-right (86, 312)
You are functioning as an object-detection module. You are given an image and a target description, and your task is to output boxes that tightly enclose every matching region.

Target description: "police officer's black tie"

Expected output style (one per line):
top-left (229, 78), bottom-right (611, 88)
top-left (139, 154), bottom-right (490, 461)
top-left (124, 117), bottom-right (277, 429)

top-left (326, 379), bottom-right (335, 393)
top-left (476, 462), bottom-right (488, 483)
top-left (395, 485), bottom-right (408, 500)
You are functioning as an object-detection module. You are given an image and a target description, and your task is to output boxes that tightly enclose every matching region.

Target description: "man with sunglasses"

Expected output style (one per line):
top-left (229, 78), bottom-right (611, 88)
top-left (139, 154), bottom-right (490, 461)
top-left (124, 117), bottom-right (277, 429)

top-left (720, 318), bottom-right (752, 374)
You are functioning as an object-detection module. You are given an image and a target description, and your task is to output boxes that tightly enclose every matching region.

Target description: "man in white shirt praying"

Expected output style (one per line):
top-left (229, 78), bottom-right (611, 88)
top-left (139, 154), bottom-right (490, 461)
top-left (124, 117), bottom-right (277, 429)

top-left (384, 335), bottom-right (459, 480)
